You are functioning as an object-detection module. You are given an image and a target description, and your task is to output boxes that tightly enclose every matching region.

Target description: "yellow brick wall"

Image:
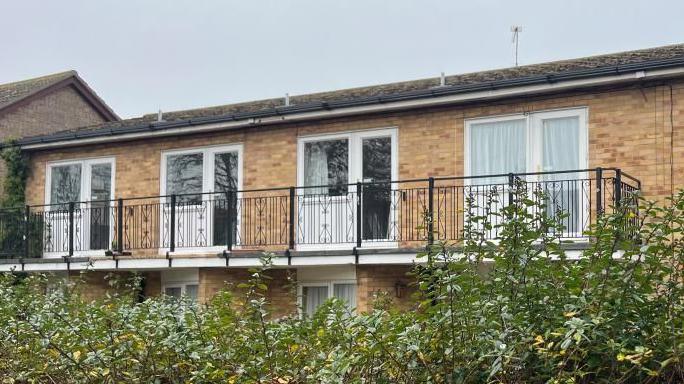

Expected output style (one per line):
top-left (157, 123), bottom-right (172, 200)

top-left (23, 81), bottom-right (684, 257)
top-left (356, 265), bottom-right (416, 313)
top-left (27, 82), bottom-right (683, 205)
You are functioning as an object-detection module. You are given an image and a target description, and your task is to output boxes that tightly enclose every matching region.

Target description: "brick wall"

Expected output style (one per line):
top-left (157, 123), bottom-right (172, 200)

top-left (0, 85), bottom-right (107, 199)
top-left (356, 265), bottom-right (416, 312)
top-left (26, 82), bottom-right (684, 206)
top-left (68, 270), bottom-right (135, 302)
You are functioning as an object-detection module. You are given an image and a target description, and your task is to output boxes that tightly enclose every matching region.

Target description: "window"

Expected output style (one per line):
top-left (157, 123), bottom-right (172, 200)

top-left (163, 283), bottom-right (199, 302)
top-left (465, 108), bottom-right (588, 236)
top-left (161, 145), bottom-right (242, 198)
top-left (300, 281), bottom-right (357, 317)
top-left (465, 108), bottom-right (587, 179)
top-left (303, 139), bottom-right (348, 195)
top-left (46, 158), bottom-right (115, 207)
top-left (161, 145), bottom-right (242, 248)
top-left (297, 129), bottom-right (398, 246)
top-left (161, 269), bottom-right (199, 303)
top-left (45, 158), bottom-right (115, 254)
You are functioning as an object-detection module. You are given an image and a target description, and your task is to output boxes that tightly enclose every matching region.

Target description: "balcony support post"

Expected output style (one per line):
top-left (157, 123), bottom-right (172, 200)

top-left (614, 169), bottom-right (622, 207)
top-left (226, 191), bottom-right (233, 251)
top-left (428, 177), bottom-right (435, 246)
top-left (68, 202), bottom-right (75, 257)
top-left (595, 168), bottom-right (603, 216)
top-left (356, 182), bottom-right (363, 248)
top-left (117, 198), bottom-right (124, 254)
top-left (289, 187), bottom-right (295, 250)
top-left (169, 195), bottom-right (176, 253)
top-left (23, 205), bottom-right (30, 259)
top-left (508, 173), bottom-right (515, 207)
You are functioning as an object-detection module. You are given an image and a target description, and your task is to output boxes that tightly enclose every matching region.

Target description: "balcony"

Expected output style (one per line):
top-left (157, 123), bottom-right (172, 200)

top-left (0, 168), bottom-right (640, 259)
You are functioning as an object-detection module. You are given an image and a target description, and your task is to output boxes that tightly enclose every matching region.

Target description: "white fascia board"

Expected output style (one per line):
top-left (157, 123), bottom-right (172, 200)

top-left (0, 249), bottom-right (628, 273)
top-left (22, 67), bottom-right (684, 151)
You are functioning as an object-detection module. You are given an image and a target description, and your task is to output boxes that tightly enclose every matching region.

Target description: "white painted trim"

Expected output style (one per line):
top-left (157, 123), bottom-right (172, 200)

top-left (44, 156), bottom-right (116, 257)
top-left (0, 249), bottom-right (623, 272)
top-left (296, 128), bottom-right (398, 250)
top-left (159, 143), bottom-right (244, 251)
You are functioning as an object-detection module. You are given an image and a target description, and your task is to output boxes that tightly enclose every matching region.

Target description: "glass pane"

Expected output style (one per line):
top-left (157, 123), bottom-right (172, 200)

top-left (362, 137), bottom-right (391, 240)
top-left (469, 119), bottom-right (526, 185)
top-left (333, 283), bottom-right (357, 311)
top-left (214, 152), bottom-right (238, 193)
top-left (166, 153), bottom-right (203, 203)
top-left (213, 152), bottom-right (238, 246)
top-left (302, 286), bottom-right (328, 317)
top-left (50, 164), bottom-right (82, 206)
top-left (542, 116), bottom-right (581, 233)
top-left (164, 286), bottom-right (182, 299)
top-left (185, 284), bottom-right (199, 301)
top-left (304, 140), bottom-right (348, 195)
top-left (89, 164), bottom-right (112, 251)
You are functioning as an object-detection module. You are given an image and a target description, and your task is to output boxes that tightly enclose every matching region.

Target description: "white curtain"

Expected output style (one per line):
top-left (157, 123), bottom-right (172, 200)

top-left (541, 116), bottom-right (580, 233)
top-left (303, 286), bottom-right (328, 317)
top-left (333, 283), bottom-right (357, 311)
top-left (469, 119), bottom-right (526, 185)
top-left (304, 143), bottom-right (329, 195)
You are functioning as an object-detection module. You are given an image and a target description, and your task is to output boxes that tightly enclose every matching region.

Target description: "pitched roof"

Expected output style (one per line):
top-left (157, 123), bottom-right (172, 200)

top-left (14, 43), bottom-right (684, 148)
top-left (0, 71), bottom-right (119, 121)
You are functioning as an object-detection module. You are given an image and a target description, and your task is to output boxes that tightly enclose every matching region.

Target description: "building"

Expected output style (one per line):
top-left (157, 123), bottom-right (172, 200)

top-left (0, 71), bottom-right (119, 198)
top-left (0, 44), bottom-right (682, 315)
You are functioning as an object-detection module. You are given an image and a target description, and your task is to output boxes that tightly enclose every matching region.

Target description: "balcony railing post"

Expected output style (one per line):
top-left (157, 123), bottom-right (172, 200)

top-left (508, 173), bottom-right (515, 206)
top-left (24, 205), bottom-right (30, 258)
top-left (289, 187), bottom-right (295, 250)
top-left (428, 177), bottom-right (435, 245)
top-left (68, 202), bottom-right (75, 257)
top-left (356, 181), bottom-right (363, 248)
top-left (169, 195), bottom-right (176, 252)
top-left (117, 198), bottom-right (124, 253)
top-left (595, 168), bottom-right (603, 216)
top-left (225, 191), bottom-right (233, 251)
top-left (614, 169), bottom-right (622, 208)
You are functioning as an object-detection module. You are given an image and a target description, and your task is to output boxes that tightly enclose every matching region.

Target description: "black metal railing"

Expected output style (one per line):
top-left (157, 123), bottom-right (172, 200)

top-left (0, 168), bottom-right (640, 258)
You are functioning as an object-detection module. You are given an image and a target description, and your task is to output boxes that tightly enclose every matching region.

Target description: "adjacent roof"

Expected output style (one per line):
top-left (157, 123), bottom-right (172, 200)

top-left (13, 43), bottom-right (684, 148)
top-left (0, 70), bottom-right (119, 121)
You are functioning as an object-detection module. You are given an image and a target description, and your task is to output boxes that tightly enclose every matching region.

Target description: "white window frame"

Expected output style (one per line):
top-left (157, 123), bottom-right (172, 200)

top-left (44, 157), bottom-right (116, 258)
top-left (161, 269), bottom-right (199, 302)
top-left (296, 128), bottom-right (399, 250)
top-left (297, 279), bottom-right (357, 317)
top-left (463, 107), bottom-right (589, 239)
top-left (463, 107), bottom-right (588, 178)
top-left (159, 144), bottom-right (243, 254)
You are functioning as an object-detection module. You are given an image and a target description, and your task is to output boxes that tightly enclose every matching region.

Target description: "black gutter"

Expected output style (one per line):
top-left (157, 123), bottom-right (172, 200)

top-left (10, 56), bottom-right (684, 149)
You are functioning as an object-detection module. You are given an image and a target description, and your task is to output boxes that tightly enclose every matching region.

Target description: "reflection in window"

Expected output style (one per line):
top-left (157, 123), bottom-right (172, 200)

top-left (304, 140), bottom-right (348, 195)
top-left (50, 164), bottom-right (82, 207)
top-left (213, 152), bottom-right (238, 247)
top-left (166, 153), bottom-right (203, 203)
top-left (214, 152), bottom-right (238, 193)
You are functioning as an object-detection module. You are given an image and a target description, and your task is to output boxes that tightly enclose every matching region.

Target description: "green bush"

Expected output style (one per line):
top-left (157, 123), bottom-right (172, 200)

top-left (0, 186), bottom-right (682, 383)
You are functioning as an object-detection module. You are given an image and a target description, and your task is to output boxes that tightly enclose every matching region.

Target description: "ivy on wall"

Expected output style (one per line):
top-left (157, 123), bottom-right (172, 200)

top-left (0, 140), bottom-right (29, 208)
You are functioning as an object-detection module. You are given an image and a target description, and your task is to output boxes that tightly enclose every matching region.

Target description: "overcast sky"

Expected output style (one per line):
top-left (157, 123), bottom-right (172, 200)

top-left (2, 0), bottom-right (683, 119)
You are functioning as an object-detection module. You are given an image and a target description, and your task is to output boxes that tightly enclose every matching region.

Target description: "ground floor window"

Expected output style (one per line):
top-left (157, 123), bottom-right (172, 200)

top-left (161, 269), bottom-right (199, 302)
top-left (299, 280), bottom-right (357, 317)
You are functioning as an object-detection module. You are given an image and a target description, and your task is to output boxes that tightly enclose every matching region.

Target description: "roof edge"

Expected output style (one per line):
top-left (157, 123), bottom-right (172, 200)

top-left (0, 72), bottom-right (119, 122)
top-left (11, 56), bottom-right (684, 150)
